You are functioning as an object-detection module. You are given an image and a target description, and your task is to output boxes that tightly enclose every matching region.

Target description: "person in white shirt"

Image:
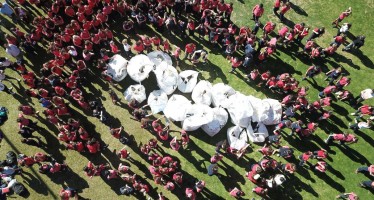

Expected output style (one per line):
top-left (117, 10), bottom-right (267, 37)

top-left (122, 39), bottom-right (132, 58)
top-left (355, 88), bottom-right (374, 105)
top-left (349, 117), bottom-right (373, 131)
top-left (337, 23), bottom-right (351, 36)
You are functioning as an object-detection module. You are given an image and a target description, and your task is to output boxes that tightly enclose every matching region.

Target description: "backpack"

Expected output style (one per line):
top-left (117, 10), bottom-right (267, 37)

top-left (6, 151), bottom-right (17, 166)
top-left (12, 183), bottom-right (26, 195)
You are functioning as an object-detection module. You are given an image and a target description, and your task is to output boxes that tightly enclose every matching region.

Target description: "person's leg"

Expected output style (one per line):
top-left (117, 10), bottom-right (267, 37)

top-left (356, 166), bottom-right (369, 174)
top-left (360, 181), bottom-right (373, 188)
top-left (325, 134), bottom-right (334, 144)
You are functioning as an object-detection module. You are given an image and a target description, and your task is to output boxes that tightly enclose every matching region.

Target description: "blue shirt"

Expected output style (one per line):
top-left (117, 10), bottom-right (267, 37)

top-left (0, 3), bottom-right (13, 16)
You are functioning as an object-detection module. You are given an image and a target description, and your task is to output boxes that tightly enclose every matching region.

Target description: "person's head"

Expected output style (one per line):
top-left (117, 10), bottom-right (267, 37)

top-left (259, 3), bottom-right (263, 8)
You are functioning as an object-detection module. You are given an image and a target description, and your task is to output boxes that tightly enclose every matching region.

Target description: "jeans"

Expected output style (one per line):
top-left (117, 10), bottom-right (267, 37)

top-left (357, 166), bottom-right (369, 173)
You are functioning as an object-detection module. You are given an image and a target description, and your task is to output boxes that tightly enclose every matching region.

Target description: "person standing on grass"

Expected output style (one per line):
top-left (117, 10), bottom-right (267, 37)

top-left (343, 35), bottom-right (365, 51)
top-left (354, 88), bottom-right (374, 105)
top-left (273, 0), bottom-right (281, 15)
top-left (307, 27), bottom-right (325, 41)
top-left (302, 65), bottom-right (321, 81)
top-left (229, 57), bottom-right (242, 73)
top-left (349, 117), bottom-right (373, 132)
top-left (251, 3), bottom-right (264, 23)
top-left (332, 7), bottom-right (352, 27)
top-left (279, 2), bottom-right (291, 22)
top-left (355, 164), bottom-right (374, 176)
top-left (336, 23), bottom-right (351, 36)
top-left (335, 192), bottom-right (358, 200)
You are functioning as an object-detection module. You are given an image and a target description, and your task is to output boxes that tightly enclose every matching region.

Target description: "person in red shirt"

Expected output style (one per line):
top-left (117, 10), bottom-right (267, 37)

top-left (252, 4), bottom-right (264, 22)
top-left (314, 161), bottom-right (327, 173)
top-left (319, 85), bottom-right (337, 98)
top-left (263, 21), bottom-right (276, 37)
top-left (356, 165), bottom-right (374, 176)
top-left (229, 57), bottom-right (242, 73)
top-left (279, 2), bottom-right (291, 21)
top-left (184, 43), bottom-right (196, 59)
top-left (229, 187), bottom-right (245, 198)
top-left (325, 133), bottom-right (358, 145)
top-left (313, 149), bottom-right (328, 159)
top-left (336, 76), bottom-right (350, 90)
top-left (273, 0), bottom-right (281, 15)
top-left (332, 7), bottom-right (352, 27)
top-left (351, 105), bottom-right (373, 117)
top-left (116, 146), bottom-right (130, 159)
top-left (133, 40), bottom-right (144, 54)
top-left (299, 151), bottom-right (314, 166)
top-left (18, 105), bottom-right (38, 116)
top-left (185, 188), bottom-right (196, 200)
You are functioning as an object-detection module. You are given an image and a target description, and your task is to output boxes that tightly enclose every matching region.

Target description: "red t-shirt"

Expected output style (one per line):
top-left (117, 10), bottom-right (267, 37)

top-left (185, 44), bottom-right (196, 53)
top-left (253, 5), bottom-right (264, 17)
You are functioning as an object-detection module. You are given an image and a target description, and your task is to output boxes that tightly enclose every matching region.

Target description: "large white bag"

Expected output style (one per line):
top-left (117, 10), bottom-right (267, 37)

top-left (202, 107), bottom-right (228, 137)
top-left (191, 80), bottom-right (213, 106)
top-left (178, 70), bottom-right (199, 93)
top-left (182, 104), bottom-right (214, 131)
top-left (163, 95), bottom-right (191, 121)
top-left (124, 84), bottom-right (146, 103)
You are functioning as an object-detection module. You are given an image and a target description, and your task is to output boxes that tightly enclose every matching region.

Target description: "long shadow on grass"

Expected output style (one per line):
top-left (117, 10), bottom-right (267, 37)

top-left (335, 144), bottom-right (371, 165)
top-left (2, 133), bottom-right (58, 198)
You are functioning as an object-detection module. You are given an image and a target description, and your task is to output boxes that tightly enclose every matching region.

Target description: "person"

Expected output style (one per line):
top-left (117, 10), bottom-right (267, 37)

top-left (0, 2), bottom-right (16, 20)
top-left (315, 161), bottom-right (327, 173)
top-left (343, 35), bottom-right (365, 51)
top-left (350, 105), bottom-right (374, 117)
top-left (349, 118), bottom-right (373, 131)
top-left (355, 164), bottom-right (374, 176)
top-left (4, 43), bottom-right (22, 61)
top-left (191, 49), bottom-right (208, 65)
top-left (337, 23), bottom-right (351, 36)
top-left (59, 187), bottom-right (79, 200)
top-left (229, 187), bottom-right (245, 198)
top-left (184, 43), bottom-right (196, 60)
top-left (185, 188), bottom-right (196, 200)
top-left (359, 181), bottom-right (374, 190)
top-left (252, 4), bottom-right (264, 22)
top-left (228, 57), bottom-right (242, 73)
top-left (302, 65), bottom-right (321, 81)
top-left (325, 133), bottom-right (358, 145)
top-left (332, 7), bottom-right (352, 27)
top-left (335, 192), bottom-right (359, 200)
top-left (307, 27), bottom-right (325, 41)
top-left (279, 2), bottom-right (291, 22)
top-left (273, 146), bottom-right (294, 158)
top-left (195, 180), bottom-right (205, 193)
top-left (354, 88), bottom-right (373, 105)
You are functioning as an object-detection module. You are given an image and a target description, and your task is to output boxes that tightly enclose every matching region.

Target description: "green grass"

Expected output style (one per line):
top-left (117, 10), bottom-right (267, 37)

top-left (0, 0), bottom-right (374, 199)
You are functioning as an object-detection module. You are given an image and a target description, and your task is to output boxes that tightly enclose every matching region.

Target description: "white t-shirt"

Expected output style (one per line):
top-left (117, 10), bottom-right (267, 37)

top-left (358, 122), bottom-right (371, 129)
top-left (361, 89), bottom-right (374, 100)
top-left (340, 24), bottom-right (349, 33)
top-left (123, 44), bottom-right (130, 51)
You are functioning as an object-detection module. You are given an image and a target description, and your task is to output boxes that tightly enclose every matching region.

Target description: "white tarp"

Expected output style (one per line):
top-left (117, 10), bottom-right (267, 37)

top-left (127, 54), bottom-right (154, 82)
top-left (147, 90), bottom-right (168, 114)
top-left (211, 83), bottom-right (236, 108)
top-left (178, 70), bottom-right (199, 93)
top-left (163, 95), bottom-right (192, 121)
top-left (227, 125), bottom-right (248, 150)
top-left (124, 84), bottom-right (146, 103)
top-left (107, 54), bottom-right (128, 82)
top-left (182, 104), bottom-right (214, 131)
top-left (147, 51), bottom-right (173, 66)
top-left (247, 95), bottom-right (265, 122)
top-left (154, 62), bottom-right (179, 95)
top-left (261, 99), bottom-right (282, 125)
top-left (191, 80), bottom-right (213, 106)
top-left (202, 107), bottom-right (228, 137)
top-left (246, 123), bottom-right (268, 143)
top-left (226, 93), bottom-right (254, 127)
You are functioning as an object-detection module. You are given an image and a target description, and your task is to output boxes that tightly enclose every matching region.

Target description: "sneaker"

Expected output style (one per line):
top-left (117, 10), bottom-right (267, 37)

top-left (16, 79), bottom-right (21, 82)
top-left (350, 113), bottom-right (356, 116)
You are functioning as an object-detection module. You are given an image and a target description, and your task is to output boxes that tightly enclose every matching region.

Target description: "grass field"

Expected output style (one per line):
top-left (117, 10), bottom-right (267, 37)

top-left (0, 0), bottom-right (374, 199)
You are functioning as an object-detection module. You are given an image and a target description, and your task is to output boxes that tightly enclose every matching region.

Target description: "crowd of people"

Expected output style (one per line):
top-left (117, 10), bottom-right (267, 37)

top-left (0, 0), bottom-right (373, 199)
